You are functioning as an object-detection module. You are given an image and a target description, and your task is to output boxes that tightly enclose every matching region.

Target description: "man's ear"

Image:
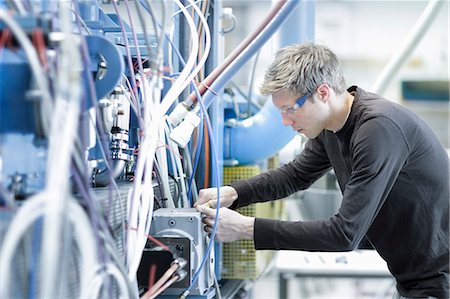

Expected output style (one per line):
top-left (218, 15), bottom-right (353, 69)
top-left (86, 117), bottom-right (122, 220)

top-left (316, 83), bottom-right (331, 102)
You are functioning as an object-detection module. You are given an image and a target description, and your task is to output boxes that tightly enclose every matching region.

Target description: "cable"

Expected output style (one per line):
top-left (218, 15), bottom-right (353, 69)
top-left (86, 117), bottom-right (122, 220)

top-left (187, 115), bottom-right (204, 204)
top-left (147, 274), bottom-right (181, 299)
top-left (141, 262), bottom-right (180, 299)
top-left (164, 121), bottom-right (189, 207)
top-left (145, 23), bottom-right (220, 297)
top-left (164, 45), bottom-right (221, 299)
top-left (39, 4), bottom-right (84, 297)
top-left (213, 272), bottom-right (223, 299)
top-left (161, 0), bottom-right (200, 111)
top-left (0, 193), bottom-right (98, 299)
top-left (181, 75), bottom-right (221, 299)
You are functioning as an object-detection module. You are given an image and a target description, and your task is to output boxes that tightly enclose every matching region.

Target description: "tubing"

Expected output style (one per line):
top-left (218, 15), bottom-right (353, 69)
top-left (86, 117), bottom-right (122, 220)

top-left (199, 0), bottom-right (300, 109)
top-left (222, 0), bottom-right (313, 164)
top-left (186, 0), bottom-right (295, 106)
top-left (224, 98), bottom-right (295, 165)
top-left (371, 0), bottom-right (445, 95)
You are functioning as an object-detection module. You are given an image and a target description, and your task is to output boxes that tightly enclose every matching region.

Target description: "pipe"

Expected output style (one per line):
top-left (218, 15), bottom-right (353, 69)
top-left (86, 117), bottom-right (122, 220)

top-left (185, 0), bottom-right (293, 105)
top-left (224, 98), bottom-right (295, 165)
top-left (199, 0), bottom-right (300, 109)
top-left (371, 0), bottom-right (445, 95)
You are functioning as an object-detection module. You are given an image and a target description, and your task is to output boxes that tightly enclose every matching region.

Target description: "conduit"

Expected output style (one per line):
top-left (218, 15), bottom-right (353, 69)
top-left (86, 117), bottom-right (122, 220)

top-left (371, 0), bottom-right (445, 95)
top-left (224, 98), bottom-right (294, 165)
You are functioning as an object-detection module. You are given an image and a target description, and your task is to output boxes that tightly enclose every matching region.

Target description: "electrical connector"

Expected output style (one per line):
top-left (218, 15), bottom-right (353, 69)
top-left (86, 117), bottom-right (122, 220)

top-left (170, 112), bottom-right (201, 148)
top-left (178, 290), bottom-right (189, 299)
top-left (172, 257), bottom-right (187, 270)
top-left (167, 102), bottom-right (191, 126)
top-left (174, 269), bottom-right (187, 282)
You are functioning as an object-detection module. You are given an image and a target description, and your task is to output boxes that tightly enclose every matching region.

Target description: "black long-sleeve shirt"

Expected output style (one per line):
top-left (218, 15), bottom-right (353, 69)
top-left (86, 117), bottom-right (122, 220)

top-left (230, 86), bottom-right (449, 298)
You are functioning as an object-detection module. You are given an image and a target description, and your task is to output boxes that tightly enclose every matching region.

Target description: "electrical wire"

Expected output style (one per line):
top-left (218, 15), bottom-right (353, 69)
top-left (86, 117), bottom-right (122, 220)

top-left (181, 75), bottom-right (221, 299)
top-left (165, 45), bottom-right (221, 299)
top-left (157, 0), bottom-right (202, 115)
top-left (123, 0), bottom-right (147, 122)
top-left (126, 71), bottom-right (163, 281)
top-left (147, 274), bottom-right (180, 299)
top-left (141, 262), bottom-right (180, 299)
top-left (0, 193), bottom-right (98, 299)
top-left (164, 121), bottom-right (189, 207)
top-left (213, 272), bottom-right (223, 299)
top-left (39, 3), bottom-right (84, 297)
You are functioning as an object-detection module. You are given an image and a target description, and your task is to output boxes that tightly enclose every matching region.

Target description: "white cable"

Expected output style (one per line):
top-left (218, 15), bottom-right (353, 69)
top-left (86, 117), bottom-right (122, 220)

top-left (166, 0), bottom-right (211, 127)
top-left (88, 263), bottom-right (132, 299)
top-left (127, 75), bottom-right (161, 280)
top-left (0, 193), bottom-right (98, 299)
top-left (156, 117), bottom-right (175, 208)
top-left (160, 0), bottom-right (199, 115)
top-left (165, 121), bottom-right (189, 207)
top-left (10, 0), bottom-right (27, 15)
top-left (39, 3), bottom-right (84, 298)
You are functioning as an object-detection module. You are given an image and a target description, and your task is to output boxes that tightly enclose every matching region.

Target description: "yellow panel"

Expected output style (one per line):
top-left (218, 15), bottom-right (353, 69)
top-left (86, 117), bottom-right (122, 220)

top-left (221, 165), bottom-right (280, 279)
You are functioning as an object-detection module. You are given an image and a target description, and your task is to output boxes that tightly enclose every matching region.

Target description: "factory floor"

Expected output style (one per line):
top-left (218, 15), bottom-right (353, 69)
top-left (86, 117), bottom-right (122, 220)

top-left (250, 271), bottom-right (396, 299)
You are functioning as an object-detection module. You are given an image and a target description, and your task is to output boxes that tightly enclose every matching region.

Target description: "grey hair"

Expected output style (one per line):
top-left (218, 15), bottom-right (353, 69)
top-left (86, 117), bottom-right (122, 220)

top-left (259, 43), bottom-right (347, 97)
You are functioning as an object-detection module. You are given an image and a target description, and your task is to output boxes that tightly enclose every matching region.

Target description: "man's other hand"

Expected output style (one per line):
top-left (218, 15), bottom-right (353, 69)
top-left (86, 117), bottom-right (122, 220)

top-left (194, 186), bottom-right (238, 209)
top-left (196, 205), bottom-right (254, 242)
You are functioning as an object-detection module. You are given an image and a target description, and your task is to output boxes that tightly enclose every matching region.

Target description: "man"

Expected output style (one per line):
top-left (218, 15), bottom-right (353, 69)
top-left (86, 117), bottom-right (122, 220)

top-left (195, 43), bottom-right (449, 298)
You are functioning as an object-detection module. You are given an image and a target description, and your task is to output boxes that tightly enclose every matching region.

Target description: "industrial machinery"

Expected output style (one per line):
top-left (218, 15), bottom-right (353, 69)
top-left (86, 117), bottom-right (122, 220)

top-left (0, 1), bottom-right (312, 298)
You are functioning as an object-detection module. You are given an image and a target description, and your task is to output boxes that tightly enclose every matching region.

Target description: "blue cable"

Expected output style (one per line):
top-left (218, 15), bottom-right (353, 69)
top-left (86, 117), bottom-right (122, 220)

top-left (186, 110), bottom-right (203, 205)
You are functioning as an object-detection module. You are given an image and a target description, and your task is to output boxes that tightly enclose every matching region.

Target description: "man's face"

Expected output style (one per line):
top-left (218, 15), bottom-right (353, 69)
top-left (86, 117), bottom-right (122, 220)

top-left (271, 89), bottom-right (329, 139)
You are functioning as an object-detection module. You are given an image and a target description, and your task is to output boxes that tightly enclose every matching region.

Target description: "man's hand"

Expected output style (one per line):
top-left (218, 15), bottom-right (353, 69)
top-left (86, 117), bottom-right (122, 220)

top-left (196, 205), bottom-right (254, 242)
top-left (194, 186), bottom-right (238, 209)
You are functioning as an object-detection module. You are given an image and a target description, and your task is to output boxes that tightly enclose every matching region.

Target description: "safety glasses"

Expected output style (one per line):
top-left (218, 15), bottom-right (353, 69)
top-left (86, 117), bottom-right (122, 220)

top-left (278, 94), bottom-right (308, 115)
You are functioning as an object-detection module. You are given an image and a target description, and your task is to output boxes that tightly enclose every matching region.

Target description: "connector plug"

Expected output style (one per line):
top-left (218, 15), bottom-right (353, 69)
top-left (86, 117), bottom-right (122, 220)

top-left (168, 102), bottom-right (190, 126)
top-left (172, 257), bottom-right (187, 269)
top-left (170, 112), bottom-right (201, 148)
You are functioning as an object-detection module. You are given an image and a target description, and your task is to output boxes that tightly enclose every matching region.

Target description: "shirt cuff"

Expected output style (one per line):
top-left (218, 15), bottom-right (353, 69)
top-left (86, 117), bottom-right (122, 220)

top-left (254, 218), bottom-right (278, 250)
top-left (228, 180), bottom-right (254, 209)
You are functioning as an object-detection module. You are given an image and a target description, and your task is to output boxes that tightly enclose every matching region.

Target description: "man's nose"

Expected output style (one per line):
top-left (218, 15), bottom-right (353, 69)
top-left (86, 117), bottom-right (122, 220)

top-left (281, 113), bottom-right (294, 126)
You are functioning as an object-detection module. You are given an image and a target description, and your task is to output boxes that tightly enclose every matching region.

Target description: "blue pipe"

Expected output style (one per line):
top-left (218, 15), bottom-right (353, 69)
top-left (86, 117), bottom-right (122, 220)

top-left (224, 99), bottom-right (295, 164)
top-left (225, 0), bottom-right (315, 165)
